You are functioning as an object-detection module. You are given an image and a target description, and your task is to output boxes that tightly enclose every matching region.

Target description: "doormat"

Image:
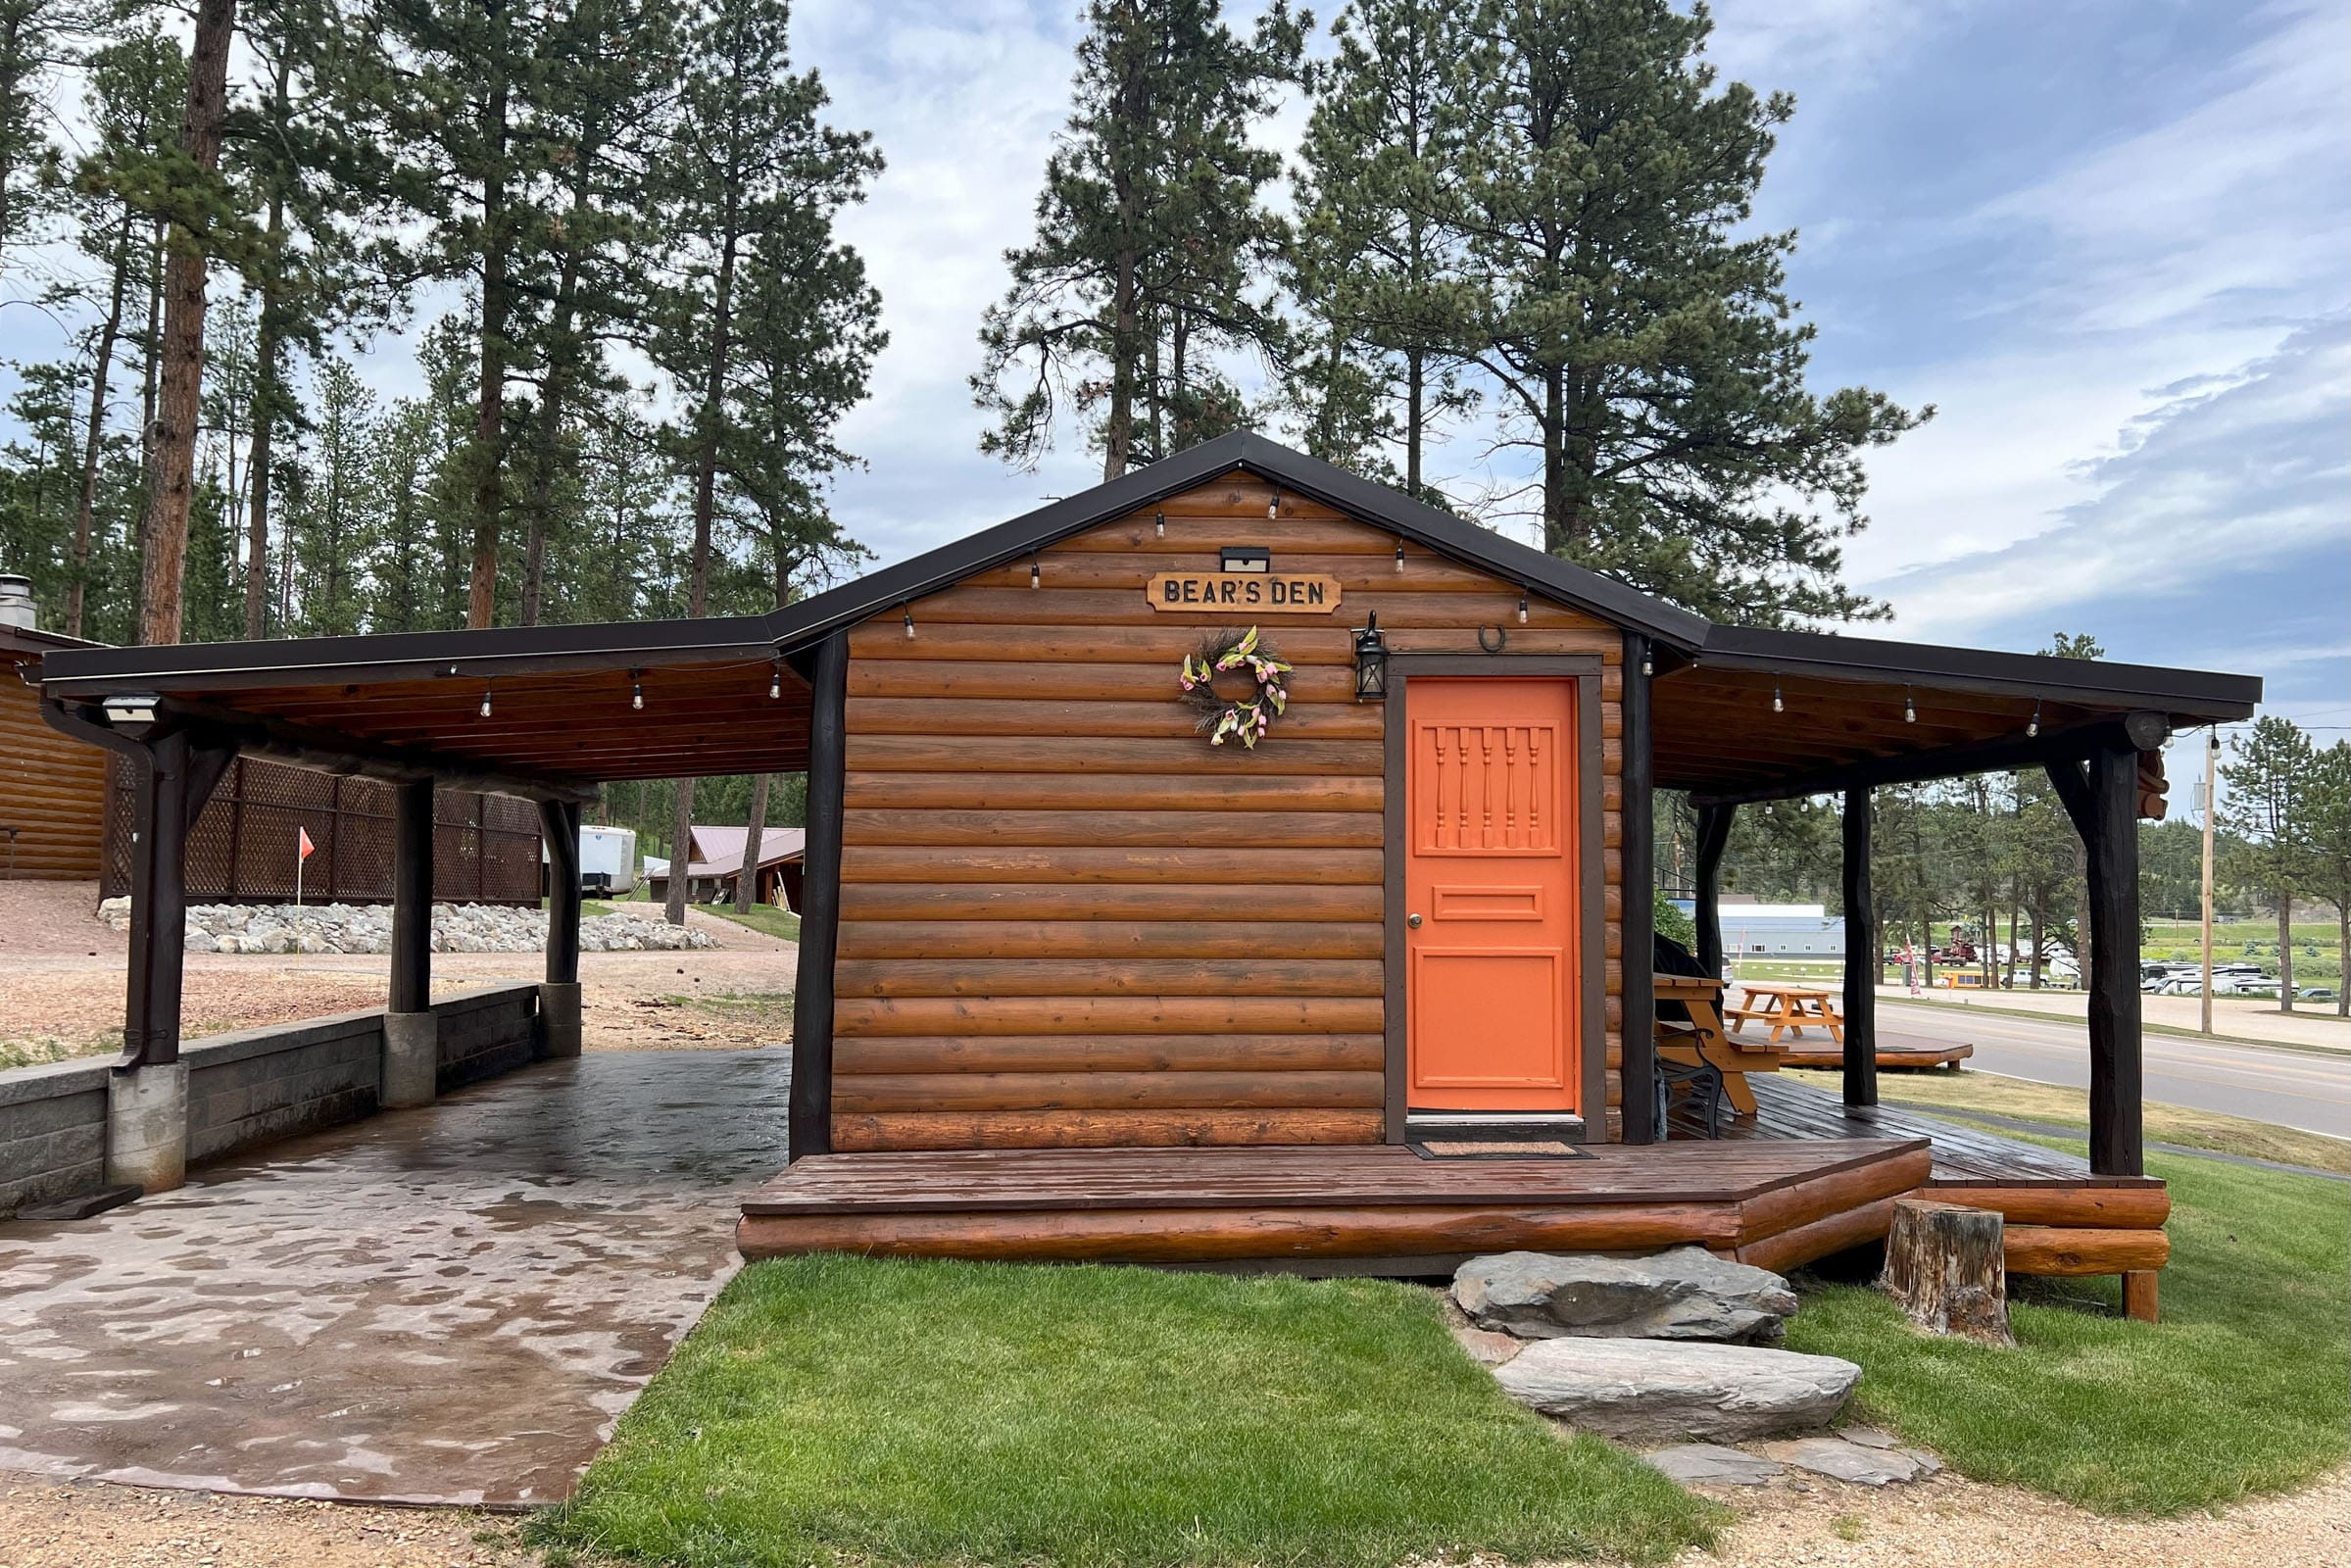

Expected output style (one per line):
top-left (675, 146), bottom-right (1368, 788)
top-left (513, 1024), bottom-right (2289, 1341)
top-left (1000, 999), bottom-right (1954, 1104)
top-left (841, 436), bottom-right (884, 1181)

top-left (1407, 1140), bottom-right (1588, 1160)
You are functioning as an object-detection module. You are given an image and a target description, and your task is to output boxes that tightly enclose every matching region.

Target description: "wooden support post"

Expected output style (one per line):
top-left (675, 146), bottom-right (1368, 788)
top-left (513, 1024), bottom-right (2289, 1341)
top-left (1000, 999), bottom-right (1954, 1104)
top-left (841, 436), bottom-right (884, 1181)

top-left (1693, 803), bottom-right (1733, 979)
top-left (1621, 633), bottom-right (1657, 1145)
top-left (2086, 742), bottom-right (2145, 1177)
top-left (122, 729), bottom-right (192, 1070)
top-left (538, 796), bottom-right (584, 1059)
top-left (1881, 1197), bottom-right (2014, 1346)
top-left (389, 779), bottom-right (433, 1015)
top-left (788, 630), bottom-right (849, 1160)
top-left (540, 797), bottom-right (582, 987)
top-left (1840, 786), bottom-right (1878, 1109)
top-left (2123, 1269), bottom-right (2160, 1324)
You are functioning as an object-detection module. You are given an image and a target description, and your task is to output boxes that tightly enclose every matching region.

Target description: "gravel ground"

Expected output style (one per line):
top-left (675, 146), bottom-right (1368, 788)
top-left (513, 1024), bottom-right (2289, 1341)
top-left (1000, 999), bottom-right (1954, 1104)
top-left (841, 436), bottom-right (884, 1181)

top-left (0, 1476), bottom-right (558, 1567)
top-left (1, 1464), bottom-right (2340, 1568)
top-left (1672, 1463), bottom-right (2350, 1567)
top-left (0, 882), bottom-right (794, 1061)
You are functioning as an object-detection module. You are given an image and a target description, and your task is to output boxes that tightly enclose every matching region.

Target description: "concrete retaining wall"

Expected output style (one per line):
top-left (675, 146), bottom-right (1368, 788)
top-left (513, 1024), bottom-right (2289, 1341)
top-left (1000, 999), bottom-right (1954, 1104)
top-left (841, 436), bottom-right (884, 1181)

top-left (0, 981), bottom-right (542, 1216)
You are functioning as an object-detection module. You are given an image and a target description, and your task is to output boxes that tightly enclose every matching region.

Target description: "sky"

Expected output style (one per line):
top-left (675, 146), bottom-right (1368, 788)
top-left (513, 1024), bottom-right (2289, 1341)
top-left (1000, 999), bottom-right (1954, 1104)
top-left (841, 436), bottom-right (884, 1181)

top-left (779, 0), bottom-right (2350, 760)
top-left (5, 0), bottom-right (2344, 759)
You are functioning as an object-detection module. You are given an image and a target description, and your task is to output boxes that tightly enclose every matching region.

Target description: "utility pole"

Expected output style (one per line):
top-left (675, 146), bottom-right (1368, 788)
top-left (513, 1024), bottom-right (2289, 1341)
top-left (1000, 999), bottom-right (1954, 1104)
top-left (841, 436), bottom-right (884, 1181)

top-left (2200, 729), bottom-right (2219, 1036)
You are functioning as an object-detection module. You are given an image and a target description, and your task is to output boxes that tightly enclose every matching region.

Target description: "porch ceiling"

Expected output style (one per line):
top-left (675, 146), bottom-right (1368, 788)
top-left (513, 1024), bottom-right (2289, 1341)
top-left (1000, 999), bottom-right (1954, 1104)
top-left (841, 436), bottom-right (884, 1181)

top-left (36, 617), bottom-right (808, 792)
top-left (1653, 627), bottom-right (2262, 803)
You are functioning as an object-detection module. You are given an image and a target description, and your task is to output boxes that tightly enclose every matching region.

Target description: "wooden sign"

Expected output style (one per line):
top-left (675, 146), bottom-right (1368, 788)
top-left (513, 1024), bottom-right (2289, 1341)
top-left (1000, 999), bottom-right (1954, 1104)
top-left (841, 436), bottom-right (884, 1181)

top-left (1148, 571), bottom-right (1343, 614)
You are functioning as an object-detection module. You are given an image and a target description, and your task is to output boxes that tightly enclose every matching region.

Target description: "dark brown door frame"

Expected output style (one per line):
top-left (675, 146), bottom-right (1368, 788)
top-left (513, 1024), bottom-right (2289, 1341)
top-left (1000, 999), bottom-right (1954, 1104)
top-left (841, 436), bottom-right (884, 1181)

top-left (786, 628), bottom-right (849, 1161)
top-left (1381, 654), bottom-right (1608, 1143)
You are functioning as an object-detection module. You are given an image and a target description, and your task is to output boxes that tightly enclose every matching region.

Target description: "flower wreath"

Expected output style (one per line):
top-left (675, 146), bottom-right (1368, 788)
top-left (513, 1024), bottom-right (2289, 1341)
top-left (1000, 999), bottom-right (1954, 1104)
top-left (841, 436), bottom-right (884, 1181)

top-left (1178, 626), bottom-right (1293, 749)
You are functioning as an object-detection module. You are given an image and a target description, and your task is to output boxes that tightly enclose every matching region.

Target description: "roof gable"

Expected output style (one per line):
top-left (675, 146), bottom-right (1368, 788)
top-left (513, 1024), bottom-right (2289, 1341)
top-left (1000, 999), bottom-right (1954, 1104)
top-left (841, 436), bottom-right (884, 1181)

top-left (765, 432), bottom-right (1708, 656)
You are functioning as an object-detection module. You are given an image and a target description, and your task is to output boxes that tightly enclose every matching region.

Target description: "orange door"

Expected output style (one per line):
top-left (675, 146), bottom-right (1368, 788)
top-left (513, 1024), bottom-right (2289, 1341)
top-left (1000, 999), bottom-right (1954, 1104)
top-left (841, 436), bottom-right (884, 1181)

top-left (1404, 677), bottom-right (1581, 1111)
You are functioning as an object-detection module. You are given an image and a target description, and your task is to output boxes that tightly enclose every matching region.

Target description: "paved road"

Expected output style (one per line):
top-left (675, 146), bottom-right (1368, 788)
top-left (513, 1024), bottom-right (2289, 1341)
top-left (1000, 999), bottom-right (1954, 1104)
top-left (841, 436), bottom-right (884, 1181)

top-left (1879, 999), bottom-right (2351, 1141)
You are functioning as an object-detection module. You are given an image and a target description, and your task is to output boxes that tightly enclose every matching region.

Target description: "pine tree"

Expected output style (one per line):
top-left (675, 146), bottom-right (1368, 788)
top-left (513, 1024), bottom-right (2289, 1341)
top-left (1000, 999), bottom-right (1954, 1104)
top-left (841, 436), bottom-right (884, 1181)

top-left (1288, 0), bottom-right (1476, 495)
top-left (2303, 742), bottom-right (2351, 1019)
top-left (974, 0), bottom-right (1301, 478)
top-left (0, 0), bottom-right (76, 279)
top-left (1448, 0), bottom-right (1925, 624)
top-left (127, 0), bottom-right (243, 646)
top-left (374, 0), bottom-right (548, 628)
top-left (60, 25), bottom-right (186, 639)
top-left (649, 0), bottom-right (878, 925)
top-left (512, 0), bottom-right (679, 625)
top-left (2223, 715), bottom-right (2317, 1011)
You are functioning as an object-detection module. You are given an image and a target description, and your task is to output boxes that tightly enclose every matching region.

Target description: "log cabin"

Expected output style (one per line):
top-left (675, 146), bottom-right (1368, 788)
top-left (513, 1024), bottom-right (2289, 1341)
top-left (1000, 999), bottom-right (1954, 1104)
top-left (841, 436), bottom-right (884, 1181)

top-left (36, 433), bottom-right (2260, 1322)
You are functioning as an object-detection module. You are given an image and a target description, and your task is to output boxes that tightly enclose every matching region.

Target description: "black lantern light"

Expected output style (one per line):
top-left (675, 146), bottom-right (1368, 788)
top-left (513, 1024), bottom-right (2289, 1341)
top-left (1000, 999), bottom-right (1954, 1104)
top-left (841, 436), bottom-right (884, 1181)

top-left (1352, 612), bottom-right (1390, 703)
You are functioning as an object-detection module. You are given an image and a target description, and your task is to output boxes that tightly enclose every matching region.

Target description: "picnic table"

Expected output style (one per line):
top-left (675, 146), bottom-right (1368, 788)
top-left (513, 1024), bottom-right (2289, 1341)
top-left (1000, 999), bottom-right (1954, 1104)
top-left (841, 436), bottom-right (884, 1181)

top-left (1726, 983), bottom-right (1844, 1044)
top-left (1653, 975), bottom-right (1785, 1116)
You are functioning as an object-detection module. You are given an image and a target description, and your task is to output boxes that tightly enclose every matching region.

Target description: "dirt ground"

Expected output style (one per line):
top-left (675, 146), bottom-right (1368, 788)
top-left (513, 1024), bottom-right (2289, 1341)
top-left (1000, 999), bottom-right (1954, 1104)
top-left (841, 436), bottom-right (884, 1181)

top-left (0, 1465), bottom-right (2341, 1568)
top-left (0, 881), bottom-right (795, 1063)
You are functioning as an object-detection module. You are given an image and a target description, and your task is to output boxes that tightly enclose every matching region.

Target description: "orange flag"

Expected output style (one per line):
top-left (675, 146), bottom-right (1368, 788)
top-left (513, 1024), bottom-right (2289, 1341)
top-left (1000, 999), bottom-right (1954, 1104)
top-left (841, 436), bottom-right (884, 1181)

top-left (297, 827), bottom-right (316, 860)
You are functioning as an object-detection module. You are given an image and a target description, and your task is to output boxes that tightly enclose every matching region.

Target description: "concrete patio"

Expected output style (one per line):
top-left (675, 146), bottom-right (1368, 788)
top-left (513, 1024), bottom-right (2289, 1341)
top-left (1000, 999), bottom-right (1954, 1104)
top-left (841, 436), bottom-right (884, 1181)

top-left (0, 1049), bottom-right (788, 1505)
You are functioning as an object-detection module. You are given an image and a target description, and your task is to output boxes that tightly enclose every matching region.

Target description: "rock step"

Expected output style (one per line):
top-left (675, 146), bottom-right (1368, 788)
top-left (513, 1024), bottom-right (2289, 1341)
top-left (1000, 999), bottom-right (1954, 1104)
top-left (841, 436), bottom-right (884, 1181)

top-left (1493, 1336), bottom-right (1860, 1444)
top-left (1454, 1245), bottom-right (1798, 1345)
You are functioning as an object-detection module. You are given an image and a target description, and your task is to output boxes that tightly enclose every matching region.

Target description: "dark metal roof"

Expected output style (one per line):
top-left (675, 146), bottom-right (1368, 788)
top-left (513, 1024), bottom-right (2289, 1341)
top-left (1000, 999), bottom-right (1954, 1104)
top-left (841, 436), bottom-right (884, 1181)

top-left (1692, 626), bottom-right (2262, 720)
top-left (757, 430), bottom-right (1714, 655)
top-left (38, 615), bottom-right (778, 695)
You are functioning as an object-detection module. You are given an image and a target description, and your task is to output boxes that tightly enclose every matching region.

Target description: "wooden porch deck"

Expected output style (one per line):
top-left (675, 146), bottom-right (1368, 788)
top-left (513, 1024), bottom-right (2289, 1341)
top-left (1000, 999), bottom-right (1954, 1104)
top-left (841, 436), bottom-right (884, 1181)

top-left (739, 1137), bottom-right (1934, 1275)
top-left (1672, 1074), bottom-right (2170, 1284)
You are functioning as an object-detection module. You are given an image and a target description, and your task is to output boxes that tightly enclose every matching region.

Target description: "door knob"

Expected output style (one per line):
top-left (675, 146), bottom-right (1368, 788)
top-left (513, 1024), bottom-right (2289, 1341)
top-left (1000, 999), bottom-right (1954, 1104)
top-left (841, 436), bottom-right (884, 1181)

top-left (1407, 912), bottom-right (1423, 927)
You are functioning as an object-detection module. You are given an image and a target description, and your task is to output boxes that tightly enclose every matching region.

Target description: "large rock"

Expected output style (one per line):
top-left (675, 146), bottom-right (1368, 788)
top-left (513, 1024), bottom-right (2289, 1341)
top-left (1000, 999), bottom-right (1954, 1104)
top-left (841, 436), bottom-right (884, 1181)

top-left (1453, 1247), bottom-right (1798, 1344)
top-left (1492, 1337), bottom-right (1859, 1444)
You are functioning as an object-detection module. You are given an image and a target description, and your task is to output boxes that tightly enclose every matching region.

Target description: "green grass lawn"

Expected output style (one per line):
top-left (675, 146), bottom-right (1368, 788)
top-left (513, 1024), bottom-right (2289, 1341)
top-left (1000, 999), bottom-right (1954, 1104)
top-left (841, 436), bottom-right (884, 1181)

top-left (695, 901), bottom-right (803, 942)
top-left (1788, 1146), bottom-right (2351, 1515)
top-left (533, 1258), bottom-right (1718, 1568)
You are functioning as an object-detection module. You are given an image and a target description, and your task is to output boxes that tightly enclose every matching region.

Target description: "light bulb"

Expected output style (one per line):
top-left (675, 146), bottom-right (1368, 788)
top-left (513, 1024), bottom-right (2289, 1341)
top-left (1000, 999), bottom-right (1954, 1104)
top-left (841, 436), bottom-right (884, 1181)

top-left (1154, 511), bottom-right (1165, 539)
top-left (1029, 558), bottom-right (1041, 588)
top-left (1772, 684), bottom-right (1784, 714)
top-left (769, 659), bottom-right (782, 701)
top-left (631, 678), bottom-right (644, 711)
top-left (1394, 541), bottom-right (1404, 572)
top-left (478, 686), bottom-right (492, 718)
top-left (1904, 688), bottom-right (1916, 724)
top-left (2027, 700), bottom-right (2040, 738)
top-left (1517, 594), bottom-right (1528, 625)
top-left (903, 610), bottom-right (915, 640)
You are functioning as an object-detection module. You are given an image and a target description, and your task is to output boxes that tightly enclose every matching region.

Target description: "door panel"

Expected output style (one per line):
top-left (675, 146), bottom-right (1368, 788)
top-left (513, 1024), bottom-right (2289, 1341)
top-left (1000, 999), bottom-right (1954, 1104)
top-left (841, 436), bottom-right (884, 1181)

top-left (1404, 678), bottom-right (1580, 1111)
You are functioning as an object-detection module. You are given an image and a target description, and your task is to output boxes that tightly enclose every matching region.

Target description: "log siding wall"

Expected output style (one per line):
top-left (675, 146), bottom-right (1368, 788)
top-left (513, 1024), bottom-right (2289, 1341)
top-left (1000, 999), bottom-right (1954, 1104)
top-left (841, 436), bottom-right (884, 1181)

top-left (830, 471), bottom-right (1627, 1152)
top-left (0, 669), bottom-right (108, 880)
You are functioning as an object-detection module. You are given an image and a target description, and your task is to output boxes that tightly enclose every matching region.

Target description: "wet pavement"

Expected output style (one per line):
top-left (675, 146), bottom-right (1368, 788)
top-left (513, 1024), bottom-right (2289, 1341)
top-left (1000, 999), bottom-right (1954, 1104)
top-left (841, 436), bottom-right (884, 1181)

top-left (0, 1049), bottom-right (789, 1506)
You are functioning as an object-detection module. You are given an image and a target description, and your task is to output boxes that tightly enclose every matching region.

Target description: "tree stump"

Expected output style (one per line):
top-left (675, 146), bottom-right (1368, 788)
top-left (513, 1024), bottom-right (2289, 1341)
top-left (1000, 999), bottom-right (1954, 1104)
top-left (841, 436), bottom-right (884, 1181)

top-left (1879, 1198), bottom-right (2014, 1347)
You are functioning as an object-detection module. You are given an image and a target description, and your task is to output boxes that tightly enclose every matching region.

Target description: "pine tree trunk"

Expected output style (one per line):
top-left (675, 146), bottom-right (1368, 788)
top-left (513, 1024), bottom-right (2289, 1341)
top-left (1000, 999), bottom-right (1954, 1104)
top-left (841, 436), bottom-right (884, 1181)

top-left (734, 774), bottom-right (770, 914)
top-left (137, 0), bottom-right (238, 648)
top-left (1104, 244), bottom-right (1138, 480)
top-left (519, 169), bottom-right (591, 628)
top-left (665, 787), bottom-right (694, 925)
top-left (1541, 365), bottom-right (1568, 553)
top-left (1405, 348), bottom-right (1423, 496)
top-left (467, 56), bottom-right (512, 631)
top-left (243, 57), bottom-right (290, 640)
top-left (66, 215), bottom-right (135, 639)
top-left (2278, 888), bottom-right (2294, 1011)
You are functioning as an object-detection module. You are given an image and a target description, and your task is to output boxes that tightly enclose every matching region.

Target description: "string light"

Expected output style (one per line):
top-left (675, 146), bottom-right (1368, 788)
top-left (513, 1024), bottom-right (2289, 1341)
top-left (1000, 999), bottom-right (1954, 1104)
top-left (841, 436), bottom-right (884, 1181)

top-left (1772, 683), bottom-right (1784, 714)
top-left (477, 682), bottom-right (493, 718)
top-left (903, 607), bottom-right (915, 640)
top-left (1394, 540), bottom-right (1405, 572)
top-left (1904, 686), bottom-right (1916, 724)
top-left (1641, 651), bottom-right (1653, 676)
top-left (2027, 699), bottom-right (2041, 738)
top-left (769, 657), bottom-right (783, 701)
top-left (1517, 594), bottom-right (1528, 625)
top-left (1154, 510), bottom-right (1165, 539)
top-left (1029, 554), bottom-right (1042, 589)
top-left (1268, 487), bottom-right (1281, 519)
top-left (631, 674), bottom-right (644, 711)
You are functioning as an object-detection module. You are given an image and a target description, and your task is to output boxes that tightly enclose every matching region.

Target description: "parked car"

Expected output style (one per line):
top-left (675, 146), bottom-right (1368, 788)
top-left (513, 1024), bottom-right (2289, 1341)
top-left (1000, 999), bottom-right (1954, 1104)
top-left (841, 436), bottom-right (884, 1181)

top-left (2296, 986), bottom-right (2339, 1002)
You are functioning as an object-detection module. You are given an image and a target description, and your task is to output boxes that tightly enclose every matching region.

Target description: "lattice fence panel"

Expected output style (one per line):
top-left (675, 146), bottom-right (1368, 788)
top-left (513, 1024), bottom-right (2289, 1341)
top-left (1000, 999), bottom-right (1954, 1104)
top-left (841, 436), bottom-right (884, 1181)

top-left (103, 757), bottom-right (543, 906)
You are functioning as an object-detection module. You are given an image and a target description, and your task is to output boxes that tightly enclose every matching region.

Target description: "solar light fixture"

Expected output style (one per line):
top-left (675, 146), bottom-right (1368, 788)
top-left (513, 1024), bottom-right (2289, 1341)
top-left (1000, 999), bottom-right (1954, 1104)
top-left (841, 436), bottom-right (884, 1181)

top-left (1220, 545), bottom-right (1270, 573)
top-left (101, 692), bottom-right (160, 735)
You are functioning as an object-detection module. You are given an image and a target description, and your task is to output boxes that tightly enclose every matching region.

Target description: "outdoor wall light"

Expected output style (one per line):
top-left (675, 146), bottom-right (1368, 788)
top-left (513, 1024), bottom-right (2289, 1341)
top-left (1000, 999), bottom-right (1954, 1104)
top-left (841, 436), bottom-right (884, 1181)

top-left (101, 693), bottom-right (161, 734)
top-left (1353, 612), bottom-right (1390, 703)
top-left (1220, 545), bottom-right (1270, 573)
